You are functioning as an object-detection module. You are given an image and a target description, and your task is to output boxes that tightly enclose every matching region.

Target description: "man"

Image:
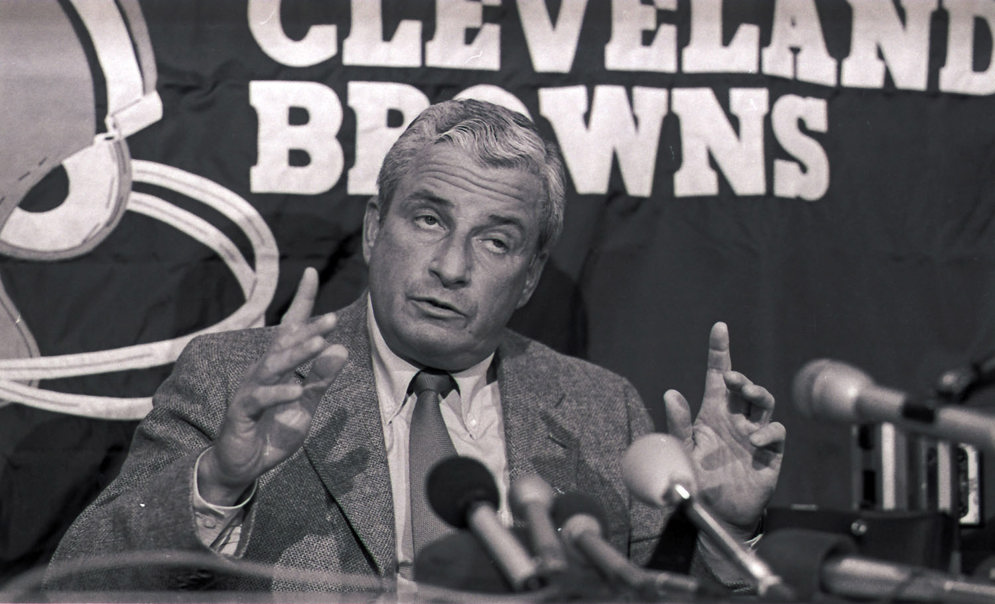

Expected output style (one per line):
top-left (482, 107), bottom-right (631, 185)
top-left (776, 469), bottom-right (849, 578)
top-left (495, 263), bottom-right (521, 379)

top-left (46, 99), bottom-right (785, 593)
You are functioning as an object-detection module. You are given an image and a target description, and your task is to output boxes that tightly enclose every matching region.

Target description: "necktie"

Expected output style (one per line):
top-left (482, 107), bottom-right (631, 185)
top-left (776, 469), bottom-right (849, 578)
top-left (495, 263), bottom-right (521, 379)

top-left (408, 369), bottom-right (458, 559)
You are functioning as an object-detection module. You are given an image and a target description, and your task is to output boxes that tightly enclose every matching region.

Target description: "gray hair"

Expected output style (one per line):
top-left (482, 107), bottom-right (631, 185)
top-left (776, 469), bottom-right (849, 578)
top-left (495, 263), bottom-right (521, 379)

top-left (375, 98), bottom-right (566, 256)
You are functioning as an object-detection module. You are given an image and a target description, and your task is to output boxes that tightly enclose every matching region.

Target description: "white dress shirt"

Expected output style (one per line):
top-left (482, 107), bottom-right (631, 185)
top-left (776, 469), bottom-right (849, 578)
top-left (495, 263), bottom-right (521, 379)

top-left (367, 298), bottom-right (511, 577)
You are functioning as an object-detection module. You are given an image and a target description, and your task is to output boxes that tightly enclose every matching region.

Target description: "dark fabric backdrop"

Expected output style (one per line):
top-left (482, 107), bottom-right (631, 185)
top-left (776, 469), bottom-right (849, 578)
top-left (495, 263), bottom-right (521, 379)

top-left (2, 0), bottom-right (994, 580)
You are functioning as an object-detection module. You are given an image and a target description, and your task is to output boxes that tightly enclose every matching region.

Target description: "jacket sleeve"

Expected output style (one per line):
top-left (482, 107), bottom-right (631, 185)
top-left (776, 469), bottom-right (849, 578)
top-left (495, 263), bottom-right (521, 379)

top-left (621, 380), bottom-right (676, 566)
top-left (44, 333), bottom-right (260, 591)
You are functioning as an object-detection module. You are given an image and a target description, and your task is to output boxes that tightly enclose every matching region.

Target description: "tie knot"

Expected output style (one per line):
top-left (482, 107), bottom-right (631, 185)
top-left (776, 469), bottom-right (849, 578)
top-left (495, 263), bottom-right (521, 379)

top-left (411, 369), bottom-right (456, 398)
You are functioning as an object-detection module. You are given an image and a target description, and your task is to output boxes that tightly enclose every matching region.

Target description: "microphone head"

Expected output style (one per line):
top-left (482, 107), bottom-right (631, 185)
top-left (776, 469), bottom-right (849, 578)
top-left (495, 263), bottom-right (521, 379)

top-left (508, 474), bottom-right (555, 517)
top-left (427, 456), bottom-right (500, 529)
top-left (550, 492), bottom-right (606, 543)
top-left (621, 433), bottom-right (697, 507)
top-left (792, 359), bottom-right (873, 423)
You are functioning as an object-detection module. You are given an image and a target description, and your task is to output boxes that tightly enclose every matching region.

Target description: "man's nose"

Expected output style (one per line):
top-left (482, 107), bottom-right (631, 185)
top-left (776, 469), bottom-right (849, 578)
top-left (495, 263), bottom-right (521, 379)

top-left (429, 236), bottom-right (471, 287)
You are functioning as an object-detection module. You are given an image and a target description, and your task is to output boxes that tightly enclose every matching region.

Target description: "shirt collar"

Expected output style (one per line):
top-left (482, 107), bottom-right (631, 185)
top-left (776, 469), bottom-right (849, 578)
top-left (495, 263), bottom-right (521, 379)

top-left (367, 298), bottom-right (495, 421)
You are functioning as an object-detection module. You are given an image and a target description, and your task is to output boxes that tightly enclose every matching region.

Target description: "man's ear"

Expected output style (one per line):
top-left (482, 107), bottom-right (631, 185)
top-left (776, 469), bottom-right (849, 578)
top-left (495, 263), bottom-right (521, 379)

top-left (516, 251), bottom-right (548, 309)
top-left (362, 197), bottom-right (382, 264)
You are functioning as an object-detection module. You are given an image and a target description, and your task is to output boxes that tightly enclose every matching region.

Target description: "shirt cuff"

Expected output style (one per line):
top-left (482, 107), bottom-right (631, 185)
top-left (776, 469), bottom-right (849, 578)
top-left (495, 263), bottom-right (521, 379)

top-left (192, 449), bottom-right (256, 554)
top-left (693, 525), bottom-right (765, 591)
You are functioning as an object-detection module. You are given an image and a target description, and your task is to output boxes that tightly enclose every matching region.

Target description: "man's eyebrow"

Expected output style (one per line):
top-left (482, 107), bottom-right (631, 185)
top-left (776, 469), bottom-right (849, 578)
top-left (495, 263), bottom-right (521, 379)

top-left (406, 189), bottom-right (451, 208)
top-left (484, 214), bottom-right (527, 233)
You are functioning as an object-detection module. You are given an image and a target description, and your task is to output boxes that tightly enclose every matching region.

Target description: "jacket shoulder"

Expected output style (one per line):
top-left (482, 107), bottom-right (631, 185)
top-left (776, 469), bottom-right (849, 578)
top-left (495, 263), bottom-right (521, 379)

top-left (500, 330), bottom-right (638, 398)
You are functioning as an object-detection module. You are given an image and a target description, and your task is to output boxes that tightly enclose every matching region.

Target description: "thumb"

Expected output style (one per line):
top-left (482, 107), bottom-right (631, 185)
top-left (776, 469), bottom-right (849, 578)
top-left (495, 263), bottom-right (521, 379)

top-left (663, 389), bottom-right (694, 446)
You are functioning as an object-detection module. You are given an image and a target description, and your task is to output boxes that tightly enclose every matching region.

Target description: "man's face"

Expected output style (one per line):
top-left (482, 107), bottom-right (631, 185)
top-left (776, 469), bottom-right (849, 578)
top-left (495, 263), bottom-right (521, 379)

top-left (363, 144), bottom-right (548, 371)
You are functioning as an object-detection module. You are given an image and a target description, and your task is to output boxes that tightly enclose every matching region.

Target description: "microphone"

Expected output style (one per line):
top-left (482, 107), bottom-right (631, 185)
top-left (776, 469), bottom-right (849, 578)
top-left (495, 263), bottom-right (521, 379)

top-left (793, 359), bottom-right (995, 450)
top-left (621, 433), bottom-right (795, 600)
top-left (550, 492), bottom-right (708, 599)
top-left (508, 474), bottom-right (569, 577)
top-left (426, 456), bottom-right (544, 592)
top-left (758, 528), bottom-right (995, 603)
top-left (935, 351), bottom-right (995, 402)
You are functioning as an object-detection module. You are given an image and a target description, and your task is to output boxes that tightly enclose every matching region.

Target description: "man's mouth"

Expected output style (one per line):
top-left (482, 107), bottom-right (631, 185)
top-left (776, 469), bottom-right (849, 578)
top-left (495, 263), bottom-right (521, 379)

top-left (410, 296), bottom-right (465, 317)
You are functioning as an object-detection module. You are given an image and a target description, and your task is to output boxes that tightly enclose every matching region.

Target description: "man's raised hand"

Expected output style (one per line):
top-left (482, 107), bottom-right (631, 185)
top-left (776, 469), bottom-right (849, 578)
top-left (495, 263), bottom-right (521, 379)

top-left (198, 268), bottom-right (348, 505)
top-left (662, 322), bottom-right (786, 538)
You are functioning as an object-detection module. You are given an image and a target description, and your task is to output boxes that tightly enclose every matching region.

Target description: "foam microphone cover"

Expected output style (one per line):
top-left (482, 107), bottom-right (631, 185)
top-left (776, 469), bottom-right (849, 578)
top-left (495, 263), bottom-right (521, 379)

top-left (621, 434), bottom-right (698, 507)
top-left (509, 474), bottom-right (555, 515)
top-left (755, 529), bottom-right (858, 600)
top-left (792, 359), bottom-right (874, 422)
top-left (427, 456), bottom-right (500, 528)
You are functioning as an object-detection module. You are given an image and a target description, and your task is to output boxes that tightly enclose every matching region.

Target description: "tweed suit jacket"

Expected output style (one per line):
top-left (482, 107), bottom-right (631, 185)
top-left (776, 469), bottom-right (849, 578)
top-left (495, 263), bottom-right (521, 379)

top-left (47, 295), bottom-right (665, 592)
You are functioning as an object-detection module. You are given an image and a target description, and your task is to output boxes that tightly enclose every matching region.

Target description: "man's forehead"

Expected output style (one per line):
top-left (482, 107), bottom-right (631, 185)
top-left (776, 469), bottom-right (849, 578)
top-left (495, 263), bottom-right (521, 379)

top-left (402, 147), bottom-right (544, 209)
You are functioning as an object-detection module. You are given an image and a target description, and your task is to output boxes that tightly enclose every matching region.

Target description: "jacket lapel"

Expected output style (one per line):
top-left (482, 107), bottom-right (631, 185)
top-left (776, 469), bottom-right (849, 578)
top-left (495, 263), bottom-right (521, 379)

top-left (298, 297), bottom-right (397, 577)
top-left (497, 335), bottom-right (581, 498)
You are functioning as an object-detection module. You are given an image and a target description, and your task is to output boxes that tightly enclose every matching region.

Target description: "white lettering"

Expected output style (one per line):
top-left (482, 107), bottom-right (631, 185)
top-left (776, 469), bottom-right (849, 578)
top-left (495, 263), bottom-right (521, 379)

top-left (605, 0), bottom-right (678, 72)
top-left (518, 0), bottom-right (589, 73)
top-left (939, 0), bottom-right (995, 95)
top-left (841, 0), bottom-right (938, 91)
top-left (347, 82), bottom-right (429, 196)
top-left (248, 0), bottom-right (337, 67)
top-left (772, 95), bottom-right (829, 200)
top-left (426, 0), bottom-right (501, 70)
top-left (249, 81), bottom-right (343, 194)
top-left (672, 88), bottom-right (769, 196)
top-left (763, 0), bottom-right (838, 86)
top-left (539, 85), bottom-right (669, 197)
top-left (683, 0), bottom-right (760, 73)
top-left (342, 0), bottom-right (422, 67)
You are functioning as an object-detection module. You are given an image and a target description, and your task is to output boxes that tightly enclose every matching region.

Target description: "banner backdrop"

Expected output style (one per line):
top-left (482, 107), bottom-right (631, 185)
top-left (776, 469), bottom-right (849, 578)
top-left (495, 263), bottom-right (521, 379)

top-left (2, 0), bottom-right (995, 578)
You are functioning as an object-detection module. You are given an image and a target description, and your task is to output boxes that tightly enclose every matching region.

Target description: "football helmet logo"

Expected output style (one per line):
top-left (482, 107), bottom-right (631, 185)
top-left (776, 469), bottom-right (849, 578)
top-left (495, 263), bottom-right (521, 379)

top-left (0, 0), bottom-right (279, 419)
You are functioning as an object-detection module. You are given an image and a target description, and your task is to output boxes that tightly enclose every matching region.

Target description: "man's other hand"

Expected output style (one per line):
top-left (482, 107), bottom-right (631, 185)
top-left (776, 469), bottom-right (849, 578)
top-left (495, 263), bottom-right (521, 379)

top-left (662, 322), bottom-right (786, 539)
top-left (198, 267), bottom-right (348, 505)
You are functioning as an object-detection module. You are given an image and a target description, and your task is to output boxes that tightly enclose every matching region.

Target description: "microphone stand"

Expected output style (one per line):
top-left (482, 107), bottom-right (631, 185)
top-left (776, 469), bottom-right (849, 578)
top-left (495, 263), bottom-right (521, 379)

top-left (666, 484), bottom-right (795, 600)
top-left (909, 360), bottom-right (995, 529)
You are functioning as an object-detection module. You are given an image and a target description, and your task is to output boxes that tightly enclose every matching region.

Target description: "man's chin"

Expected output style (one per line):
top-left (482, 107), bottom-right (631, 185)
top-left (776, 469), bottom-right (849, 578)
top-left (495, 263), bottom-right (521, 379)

top-left (396, 328), bottom-right (490, 372)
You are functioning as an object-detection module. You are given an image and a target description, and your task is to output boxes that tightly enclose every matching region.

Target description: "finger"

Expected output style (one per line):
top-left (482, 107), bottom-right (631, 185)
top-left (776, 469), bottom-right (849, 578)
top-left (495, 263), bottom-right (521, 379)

top-left (271, 312), bottom-right (339, 355)
top-left (266, 346), bottom-right (348, 446)
top-left (706, 321), bottom-right (732, 374)
top-left (257, 330), bottom-right (337, 384)
top-left (309, 343), bottom-right (348, 379)
top-left (281, 267), bottom-right (319, 325)
top-left (663, 389), bottom-right (694, 446)
top-left (237, 383), bottom-right (305, 417)
top-left (719, 370), bottom-right (749, 417)
top-left (748, 421), bottom-right (786, 453)
top-left (308, 311), bottom-right (339, 335)
top-left (298, 344), bottom-right (349, 413)
top-left (724, 371), bottom-right (775, 423)
top-left (702, 322), bottom-right (732, 406)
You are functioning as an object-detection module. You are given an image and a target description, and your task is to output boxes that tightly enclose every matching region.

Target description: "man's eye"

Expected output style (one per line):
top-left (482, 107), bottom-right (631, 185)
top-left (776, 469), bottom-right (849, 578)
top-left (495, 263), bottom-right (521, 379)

top-left (483, 238), bottom-right (509, 253)
top-left (415, 215), bottom-right (440, 227)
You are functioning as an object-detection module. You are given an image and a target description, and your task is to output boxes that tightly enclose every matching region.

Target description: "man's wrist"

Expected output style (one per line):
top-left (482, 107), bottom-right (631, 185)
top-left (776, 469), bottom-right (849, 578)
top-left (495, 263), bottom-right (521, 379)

top-left (192, 449), bottom-right (254, 555)
top-left (722, 509), bottom-right (766, 542)
top-left (692, 509), bottom-right (767, 590)
top-left (196, 447), bottom-right (253, 506)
